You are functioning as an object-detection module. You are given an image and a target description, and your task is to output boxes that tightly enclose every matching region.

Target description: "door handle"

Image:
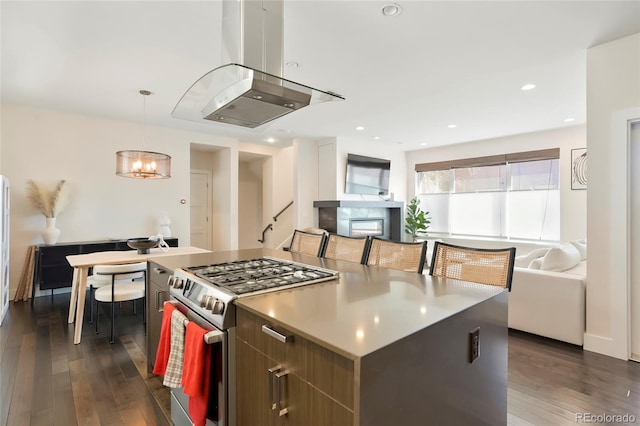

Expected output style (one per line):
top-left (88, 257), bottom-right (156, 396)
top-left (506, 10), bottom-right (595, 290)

top-left (153, 267), bottom-right (167, 274)
top-left (262, 325), bottom-right (292, 343)
top-left (275, 370), bottom-right (289, 416)
top-left (155, 290), bottom-right (168, 311)
top-left (268, 366), bottom-right (282, 410)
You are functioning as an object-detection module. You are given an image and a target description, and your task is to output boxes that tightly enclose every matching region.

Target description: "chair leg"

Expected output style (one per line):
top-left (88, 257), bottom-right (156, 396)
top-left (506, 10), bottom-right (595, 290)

top-left (89, 285), bottom-right (95, 324)
top-left (95, 300), bottom-right (100, 334)
top-left (133, 300), bottom-right (137, 315)
top-left (110, 276), bottom-right (115, 344)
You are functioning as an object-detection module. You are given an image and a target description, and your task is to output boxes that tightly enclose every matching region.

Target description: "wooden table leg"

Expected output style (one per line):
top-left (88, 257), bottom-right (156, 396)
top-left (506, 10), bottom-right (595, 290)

top-left (73, 267), bottom-right (89, 344)
top-left (67, 267), bottom-right (79, 324)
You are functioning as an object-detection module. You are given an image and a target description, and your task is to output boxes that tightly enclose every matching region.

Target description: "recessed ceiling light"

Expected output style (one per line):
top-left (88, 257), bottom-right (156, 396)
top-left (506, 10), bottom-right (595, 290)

top-left (420, 143), bottom-right (427, 146)
top-left (373, 136), bottom-right (380, 140)
top-left (356, 126), bottom-right (365, 131)
top-left (381, 3), bottom-right (402, 17)
top-left (265, 138), bottom-right (276, 143)
top-left (564, 118), bottom-right (575, 122)
top-left (448, 124), bottom-right (457, 129)
top-left (521, 84), bottom-right (536, 91)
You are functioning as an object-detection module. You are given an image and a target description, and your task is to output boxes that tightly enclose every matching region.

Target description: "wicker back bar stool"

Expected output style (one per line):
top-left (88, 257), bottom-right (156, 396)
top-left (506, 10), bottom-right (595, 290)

top-left (322, 234), bottom-right (370, 264)
top-left (365, 238), bottom-right (428, 274)
top-left (429, 241), bottom-right (516, 290)
top-left (289, 229), bottom-right (328, 257)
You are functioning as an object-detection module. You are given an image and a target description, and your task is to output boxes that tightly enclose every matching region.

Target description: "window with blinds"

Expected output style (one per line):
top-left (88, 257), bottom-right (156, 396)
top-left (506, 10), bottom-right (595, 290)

top-left (415, 149), bottom-right (560, 240)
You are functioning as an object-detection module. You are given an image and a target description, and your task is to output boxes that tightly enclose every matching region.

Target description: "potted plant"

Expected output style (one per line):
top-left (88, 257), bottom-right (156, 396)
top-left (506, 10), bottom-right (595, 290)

top-left (405, 196), bottom-right (431, 242)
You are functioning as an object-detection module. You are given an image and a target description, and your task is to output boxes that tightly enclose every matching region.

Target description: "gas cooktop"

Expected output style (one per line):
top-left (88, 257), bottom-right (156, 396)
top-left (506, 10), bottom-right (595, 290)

top-left (184, 257), bottom-right (339, 296)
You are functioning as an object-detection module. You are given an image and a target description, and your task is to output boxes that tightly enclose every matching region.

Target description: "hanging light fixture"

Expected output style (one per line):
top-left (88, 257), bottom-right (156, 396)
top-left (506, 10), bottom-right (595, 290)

top-left (116, 90), bottom-right (171, 179)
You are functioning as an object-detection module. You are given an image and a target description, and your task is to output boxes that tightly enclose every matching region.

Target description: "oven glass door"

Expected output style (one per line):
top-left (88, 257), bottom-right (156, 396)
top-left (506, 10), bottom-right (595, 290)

top-left (170, 298), bottom-right (229, 426)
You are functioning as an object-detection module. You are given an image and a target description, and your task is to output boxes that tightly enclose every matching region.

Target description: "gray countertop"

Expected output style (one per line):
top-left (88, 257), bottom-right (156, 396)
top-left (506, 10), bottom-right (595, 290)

top-left (151, 248), bottom-right (505, 360)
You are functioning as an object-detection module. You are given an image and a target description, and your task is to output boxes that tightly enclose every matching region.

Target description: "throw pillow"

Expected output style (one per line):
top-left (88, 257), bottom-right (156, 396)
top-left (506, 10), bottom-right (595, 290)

top-left (540, 243), bottom-right (581, 272)
top-left (528, 258), bottom-right (543, 269)
top-left (569, 240), bottom-right (587, 260)
top-left (514, 247), bottom-right (550, 268)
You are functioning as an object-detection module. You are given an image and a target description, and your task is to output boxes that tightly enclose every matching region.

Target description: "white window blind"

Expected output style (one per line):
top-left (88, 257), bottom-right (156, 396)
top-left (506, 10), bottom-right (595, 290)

top-left (415, 149), bottom-right (560, 241)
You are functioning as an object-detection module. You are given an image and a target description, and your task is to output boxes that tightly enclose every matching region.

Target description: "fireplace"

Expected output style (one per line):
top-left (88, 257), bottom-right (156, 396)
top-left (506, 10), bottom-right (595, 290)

top-left (313, 200), bottom-right (404, 242)
top-left (350, 218), bottom-right (384, 237)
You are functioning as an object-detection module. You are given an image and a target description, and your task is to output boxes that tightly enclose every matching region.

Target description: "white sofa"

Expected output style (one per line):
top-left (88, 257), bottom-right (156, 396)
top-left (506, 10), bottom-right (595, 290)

top-left (508, 256), bottom-right (586, 346)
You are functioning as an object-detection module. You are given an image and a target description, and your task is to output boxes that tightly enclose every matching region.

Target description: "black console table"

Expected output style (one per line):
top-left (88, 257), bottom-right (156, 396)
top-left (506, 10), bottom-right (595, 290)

top-left (31, 237), bottom-right (178, 304)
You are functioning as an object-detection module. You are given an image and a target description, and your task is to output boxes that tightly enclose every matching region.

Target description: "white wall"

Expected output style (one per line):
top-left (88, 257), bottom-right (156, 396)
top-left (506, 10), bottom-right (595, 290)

top-left (585, 32), bottom-right (640, 360)
top-left (1, 104), bottom-right (236, 296)
top-left (238, 160), bottom-right (263, 249)
top-left (406, 125), bottom-right (587, 246)
top-left (317, 137), bottom-right (408, 203)
top-left (293, 138), bottom-right (320, 230)
top-left (262, 146), bottom-right (294, 249)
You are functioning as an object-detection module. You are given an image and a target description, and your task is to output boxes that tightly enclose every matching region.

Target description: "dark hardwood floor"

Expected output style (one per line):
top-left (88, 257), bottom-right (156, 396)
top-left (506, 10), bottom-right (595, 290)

top-left (1, 294), bottom-right (639, 425)
top-left (0, 294), bottom-right (170, 426)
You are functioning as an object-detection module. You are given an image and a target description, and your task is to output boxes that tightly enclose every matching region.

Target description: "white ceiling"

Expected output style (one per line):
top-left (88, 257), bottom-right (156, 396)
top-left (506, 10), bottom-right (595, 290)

top-left (2, 1), bottom-right (639, 151)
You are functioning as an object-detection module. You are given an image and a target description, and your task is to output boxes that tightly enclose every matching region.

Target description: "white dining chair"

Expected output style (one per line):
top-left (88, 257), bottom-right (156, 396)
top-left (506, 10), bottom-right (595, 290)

top-left (93, 262), bottom-right (147, 343)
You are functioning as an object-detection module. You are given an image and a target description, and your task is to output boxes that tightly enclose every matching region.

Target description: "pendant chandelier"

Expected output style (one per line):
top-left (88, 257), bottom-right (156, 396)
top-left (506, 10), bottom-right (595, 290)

top-left (116, 90), bottom-right (171, 179)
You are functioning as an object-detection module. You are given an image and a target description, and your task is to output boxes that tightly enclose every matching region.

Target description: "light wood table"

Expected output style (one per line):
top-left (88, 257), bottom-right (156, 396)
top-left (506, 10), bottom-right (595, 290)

top-left (66, 246), bottom-right (210, 344)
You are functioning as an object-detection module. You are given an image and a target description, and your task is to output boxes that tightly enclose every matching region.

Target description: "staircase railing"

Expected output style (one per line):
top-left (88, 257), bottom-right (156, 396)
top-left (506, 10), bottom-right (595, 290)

top-left (258, 224), bottom-right (273, 244)
top-left (258, 201), bottom-right (293, 244)
top-left (273, 201), bottom-right (293, 222)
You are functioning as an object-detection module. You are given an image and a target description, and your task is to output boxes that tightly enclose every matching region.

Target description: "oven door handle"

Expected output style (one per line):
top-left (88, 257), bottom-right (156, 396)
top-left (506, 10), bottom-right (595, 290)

top-left (164, 300), bottom-right (224, 345)
top-left (204, 329), bottom-right (224, 345)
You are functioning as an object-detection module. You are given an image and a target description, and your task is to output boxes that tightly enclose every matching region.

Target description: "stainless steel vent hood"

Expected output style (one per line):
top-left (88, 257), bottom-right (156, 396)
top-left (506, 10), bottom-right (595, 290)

top-left (172, 0), bottom-right (344, 129)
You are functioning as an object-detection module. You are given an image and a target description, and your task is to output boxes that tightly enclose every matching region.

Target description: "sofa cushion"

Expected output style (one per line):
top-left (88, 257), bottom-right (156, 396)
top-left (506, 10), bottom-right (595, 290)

top-left (514, 247), bottom-right (550, 268)
top-left (569, 240), bottom-right (587, 260)
top-left (540, 243), bottom-right (581, 272)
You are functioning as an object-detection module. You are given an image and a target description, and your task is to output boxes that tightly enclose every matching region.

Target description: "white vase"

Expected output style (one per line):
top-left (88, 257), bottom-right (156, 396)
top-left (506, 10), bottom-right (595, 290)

top-left (42, 217), bottom-right (61, 245)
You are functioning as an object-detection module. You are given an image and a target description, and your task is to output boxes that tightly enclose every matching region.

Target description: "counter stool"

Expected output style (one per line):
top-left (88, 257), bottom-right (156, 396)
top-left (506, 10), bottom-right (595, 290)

top-left (429, 241), bottom-right (516, 290)
top-left (365, 238), bottom-right (428, 274)
top-left (93, 262), bottom-right (147, 343)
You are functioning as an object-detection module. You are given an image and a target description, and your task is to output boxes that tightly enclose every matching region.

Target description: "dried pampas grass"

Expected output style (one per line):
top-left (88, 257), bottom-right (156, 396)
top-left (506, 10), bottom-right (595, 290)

top-left (26, 179), bottom-right (69, 218)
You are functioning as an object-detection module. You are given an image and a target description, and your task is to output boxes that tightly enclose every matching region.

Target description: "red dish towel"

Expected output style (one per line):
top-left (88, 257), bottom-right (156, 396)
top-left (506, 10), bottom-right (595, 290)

top-left (152, 302), bottom-right (176, 376)
top-left (182, 322), bottom-right (212, 426)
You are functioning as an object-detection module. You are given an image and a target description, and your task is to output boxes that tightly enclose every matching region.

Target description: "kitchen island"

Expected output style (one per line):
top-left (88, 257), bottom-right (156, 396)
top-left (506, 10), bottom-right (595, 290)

top-left (150, 248), bottom-right (508, 426)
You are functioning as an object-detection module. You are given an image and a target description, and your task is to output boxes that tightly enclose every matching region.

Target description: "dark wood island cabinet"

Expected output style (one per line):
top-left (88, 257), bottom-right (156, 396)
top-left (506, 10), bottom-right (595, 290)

top-left (234, 256), bottom-right (508, 426)
top-left (146, 260), bottom-right (172, 371)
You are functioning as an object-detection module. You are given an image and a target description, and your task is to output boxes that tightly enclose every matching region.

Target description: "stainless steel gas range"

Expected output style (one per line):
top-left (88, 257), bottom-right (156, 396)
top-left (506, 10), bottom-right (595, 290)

top-left (167, 257), bottom-right (339, 426)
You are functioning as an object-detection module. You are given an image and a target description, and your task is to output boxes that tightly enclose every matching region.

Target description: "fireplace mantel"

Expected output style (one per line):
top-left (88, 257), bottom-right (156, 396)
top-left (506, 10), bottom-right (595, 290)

top-left (313, 200), bottom-right (404, 209)
top-left (313, 200), bottom-right (404, 242)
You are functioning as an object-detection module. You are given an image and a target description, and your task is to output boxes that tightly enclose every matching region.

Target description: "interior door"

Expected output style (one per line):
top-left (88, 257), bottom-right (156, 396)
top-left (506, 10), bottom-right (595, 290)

top-left (190, 170), bottom-right (211, 250)
top-left (630, 121), bottom-right (640, 361)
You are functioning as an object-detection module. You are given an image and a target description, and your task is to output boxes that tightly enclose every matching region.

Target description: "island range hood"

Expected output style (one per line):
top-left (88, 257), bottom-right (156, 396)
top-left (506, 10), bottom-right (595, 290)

top-left (172, 0), bottom-right (344, 129)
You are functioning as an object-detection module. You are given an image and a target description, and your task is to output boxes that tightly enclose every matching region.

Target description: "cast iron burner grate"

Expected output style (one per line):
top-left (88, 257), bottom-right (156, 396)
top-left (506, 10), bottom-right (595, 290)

top-left (185, 257), bottom-right (338, 295)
